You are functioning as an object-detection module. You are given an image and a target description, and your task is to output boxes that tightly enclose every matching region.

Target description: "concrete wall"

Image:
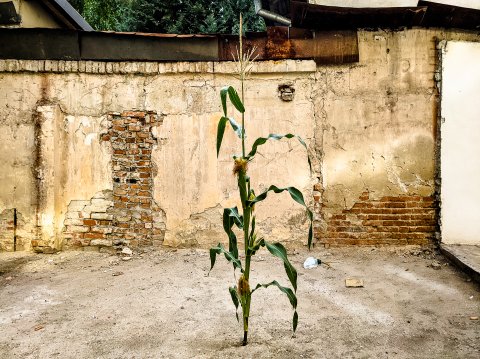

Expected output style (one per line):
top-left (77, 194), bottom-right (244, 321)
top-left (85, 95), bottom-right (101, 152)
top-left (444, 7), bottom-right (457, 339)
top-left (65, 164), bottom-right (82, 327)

top-left (0, 0), bottom-right (62, 28)
top-left (0, 28), bottom-right (479, 251)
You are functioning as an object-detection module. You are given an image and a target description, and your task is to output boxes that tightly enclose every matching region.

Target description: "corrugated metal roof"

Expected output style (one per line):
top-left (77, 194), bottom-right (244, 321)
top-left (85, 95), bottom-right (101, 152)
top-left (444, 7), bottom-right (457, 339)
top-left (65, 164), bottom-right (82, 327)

top-left (0, 27), bottom-right (359, 64)
top-left (290, 0), bottom-right (480, 30)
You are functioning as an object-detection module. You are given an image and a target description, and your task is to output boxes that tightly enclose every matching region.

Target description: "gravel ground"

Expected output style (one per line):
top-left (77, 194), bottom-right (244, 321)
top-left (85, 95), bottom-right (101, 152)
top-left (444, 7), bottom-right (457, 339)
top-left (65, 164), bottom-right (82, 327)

top-left (0, 245), bottom-right (479, 358)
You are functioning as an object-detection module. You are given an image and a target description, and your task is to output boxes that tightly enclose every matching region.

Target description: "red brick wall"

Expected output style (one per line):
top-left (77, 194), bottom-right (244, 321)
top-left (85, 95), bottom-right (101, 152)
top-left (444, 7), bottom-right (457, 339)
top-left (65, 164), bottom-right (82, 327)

top-left (316, 192), bottom-right (437, 245)
top-left (63, 111), bottom-right (166, 251)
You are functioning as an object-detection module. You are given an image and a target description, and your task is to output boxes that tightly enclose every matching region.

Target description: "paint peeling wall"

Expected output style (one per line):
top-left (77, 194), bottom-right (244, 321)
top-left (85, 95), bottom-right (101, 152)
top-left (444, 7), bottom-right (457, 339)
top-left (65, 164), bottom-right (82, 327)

top-left (0, 28), bottom-right (479, 251)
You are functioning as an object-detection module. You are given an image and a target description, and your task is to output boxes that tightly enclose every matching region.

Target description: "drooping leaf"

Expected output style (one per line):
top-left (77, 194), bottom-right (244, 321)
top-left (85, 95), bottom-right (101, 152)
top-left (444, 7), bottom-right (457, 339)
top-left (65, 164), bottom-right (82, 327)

top-left (227, 117), bottom-right (243, 138)
top-left (216, 116), bottom-right (228, 157)
top-left (293, 310), bottom-right (298, 333)
top-left (216, 116), bottom-right (244, 157)
top-left (223, 207), bottom-right (243, 260)
top-left (229, 286), bottom-right (240, 322)
top-left (265, 241), bottom-right (297, 292)
top-left (220, 87), bottom-right (228, 116)
top-left (223, 207), bottom-right (243, 229)
top-left (227, 86), bottom-right (245, 113)
top-left (246, 133), bottom-right (311, 171)
top-left (252, 280), bottom-right (297, 309)
top-left (209, 243), bottom-right (243, 273)
top-left (246, 185), bottom-right (314, 249)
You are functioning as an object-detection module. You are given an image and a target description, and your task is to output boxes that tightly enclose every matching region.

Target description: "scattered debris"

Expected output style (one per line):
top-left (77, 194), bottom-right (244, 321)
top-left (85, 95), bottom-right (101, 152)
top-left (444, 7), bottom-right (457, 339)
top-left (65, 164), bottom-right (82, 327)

top-left (429, 261), bottom-right (441, 270)
top-left (303, 257), bottom-right (320, 269)
top-left (345, 278), bottom-right (364, 288)
top-left (109, 259), bottom-right (120, 266)
top-left (410, 249), bottom-right (422, 256)
top-left (5, 276), bottom-right (12, 281)
top-left (122, 247), bottom-right (133, 256)
top-left (112, 271), bottom-right (124, 277)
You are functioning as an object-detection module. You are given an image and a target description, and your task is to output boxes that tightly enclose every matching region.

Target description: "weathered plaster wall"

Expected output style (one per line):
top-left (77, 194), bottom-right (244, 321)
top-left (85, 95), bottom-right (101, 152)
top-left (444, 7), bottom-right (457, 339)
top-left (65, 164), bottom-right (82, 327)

top-left (313, 29), bottom-right (480, 245)
top-left (1, 28), bottom-right (479, 251)
top-left (0, 60), bottom-right (315, 251)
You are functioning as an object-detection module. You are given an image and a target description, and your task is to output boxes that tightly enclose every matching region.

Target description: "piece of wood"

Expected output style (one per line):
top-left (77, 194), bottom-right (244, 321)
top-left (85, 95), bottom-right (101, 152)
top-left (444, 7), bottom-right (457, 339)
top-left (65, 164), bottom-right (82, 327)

top-left (345, 278), bottom-right (364, 287)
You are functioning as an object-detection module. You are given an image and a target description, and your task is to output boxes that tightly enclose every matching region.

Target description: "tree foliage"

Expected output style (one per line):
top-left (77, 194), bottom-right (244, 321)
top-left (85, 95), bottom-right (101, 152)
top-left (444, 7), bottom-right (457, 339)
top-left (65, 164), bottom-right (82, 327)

top-left (69, 0), bottom-right (265, 33)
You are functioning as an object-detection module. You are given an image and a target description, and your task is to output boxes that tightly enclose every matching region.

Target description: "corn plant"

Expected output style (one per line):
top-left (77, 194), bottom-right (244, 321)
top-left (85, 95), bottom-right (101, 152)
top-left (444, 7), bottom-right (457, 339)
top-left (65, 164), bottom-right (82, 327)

top-left (209, 15), bottom-right (313, 346)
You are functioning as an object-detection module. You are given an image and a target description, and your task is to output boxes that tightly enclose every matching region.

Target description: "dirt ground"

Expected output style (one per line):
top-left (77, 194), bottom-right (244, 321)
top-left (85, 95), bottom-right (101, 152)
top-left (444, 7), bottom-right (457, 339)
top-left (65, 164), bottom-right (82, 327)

top-left (0, 245), bottom-right (478, 359)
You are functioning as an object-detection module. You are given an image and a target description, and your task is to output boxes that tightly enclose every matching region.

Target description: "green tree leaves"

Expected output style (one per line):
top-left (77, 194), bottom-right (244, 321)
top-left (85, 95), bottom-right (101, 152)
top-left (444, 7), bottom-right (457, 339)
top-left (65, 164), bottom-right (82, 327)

top-left (71, 0), bottom-right (266, 33)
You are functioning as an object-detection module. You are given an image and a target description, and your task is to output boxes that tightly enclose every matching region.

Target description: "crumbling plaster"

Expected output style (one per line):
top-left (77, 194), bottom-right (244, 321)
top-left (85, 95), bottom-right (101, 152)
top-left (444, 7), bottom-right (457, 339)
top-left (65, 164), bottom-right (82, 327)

top-left (1, 28), bottom-right (479, 250)
top-left (314, 29), bottom-right (479, 225)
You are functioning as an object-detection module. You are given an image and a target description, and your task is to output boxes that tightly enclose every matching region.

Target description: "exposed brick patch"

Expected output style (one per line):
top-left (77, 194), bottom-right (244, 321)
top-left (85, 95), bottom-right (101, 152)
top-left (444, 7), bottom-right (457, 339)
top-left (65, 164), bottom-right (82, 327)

top-left (317, 192), bottom-right (437, 246)
top-left (63, 111), bottom-right (166, 250)
top-left (63, 190), bottom-right (114, 249)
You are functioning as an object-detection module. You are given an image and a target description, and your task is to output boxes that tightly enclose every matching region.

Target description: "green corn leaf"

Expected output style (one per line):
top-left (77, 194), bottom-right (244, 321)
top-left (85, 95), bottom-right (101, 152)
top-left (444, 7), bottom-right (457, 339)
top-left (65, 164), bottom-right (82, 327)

top-left (229, 286), bottom-right (240, 322)
top-left (246, 133), bottom-right (311, 171)
top-left (216, 116), bottom-right (244, 157)
top-left (216, 116), bottom-right (228, 157)
top-left (223, 206), bottom-right (243, 229)
top-left (227, 86), bottom-right (245, 113)
top-left (265, 241), bottom-right (298, 292)
top-left (250, 216), bottom-right (256, 241)
top-left (251, 280), bottom-right (299, 333)
top-left (238, 171), bottom-right (249, 208)
top-left (252, 280), bottom-right (297, 309)
top-left (293, 310), bottom-right (298, 333)
top-left (220, 87), bottom-right (228, 116)
top-left (247, 237), bottom-right (265, 256)
top-left (209, 243), bottom-right (243, 273)
top-left (227, 117), bottom-right (243, 138)
top-left (246, 185), bottom-right (314, 249)
top-left (223, 207), bottom-right (243, 260)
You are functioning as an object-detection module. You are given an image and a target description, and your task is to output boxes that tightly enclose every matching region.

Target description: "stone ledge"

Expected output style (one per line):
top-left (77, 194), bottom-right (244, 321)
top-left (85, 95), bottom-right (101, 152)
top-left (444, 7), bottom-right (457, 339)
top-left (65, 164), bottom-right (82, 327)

top-left (0, 59), bottom-right (317, 75)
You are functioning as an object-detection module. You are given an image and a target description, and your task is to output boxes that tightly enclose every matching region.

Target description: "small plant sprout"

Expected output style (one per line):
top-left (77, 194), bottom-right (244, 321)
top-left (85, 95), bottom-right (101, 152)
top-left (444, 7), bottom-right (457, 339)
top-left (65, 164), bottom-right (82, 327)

top-left (209, 14), bottom-right (313, 346)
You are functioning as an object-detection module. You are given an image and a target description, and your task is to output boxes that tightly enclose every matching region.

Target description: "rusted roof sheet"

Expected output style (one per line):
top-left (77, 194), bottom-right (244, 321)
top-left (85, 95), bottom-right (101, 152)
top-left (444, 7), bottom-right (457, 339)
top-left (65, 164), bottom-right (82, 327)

top-left (100, 32), bottom-right (216, 38)
top-left (419, 1), bottom-right (480, 29)
top-left (291, 1), bottom-right (428, 29)
top-left (219, 27), bottom-right (359, 63)
top-left (0, 27), bottom-right (358, 64)
top-left (290, 0), bottom-right (480, 30)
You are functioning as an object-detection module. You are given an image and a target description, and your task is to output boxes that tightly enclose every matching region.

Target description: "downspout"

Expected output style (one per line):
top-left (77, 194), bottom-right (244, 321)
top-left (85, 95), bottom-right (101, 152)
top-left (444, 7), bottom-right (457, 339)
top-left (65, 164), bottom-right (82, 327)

top-left (254, 0), bottom-right (292, 26)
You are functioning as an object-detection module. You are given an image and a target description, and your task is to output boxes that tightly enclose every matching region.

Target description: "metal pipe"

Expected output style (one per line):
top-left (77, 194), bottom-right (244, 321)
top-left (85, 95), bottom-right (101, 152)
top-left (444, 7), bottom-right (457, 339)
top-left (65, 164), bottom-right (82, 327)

top-left (253, 0), bottom-right (292, 26)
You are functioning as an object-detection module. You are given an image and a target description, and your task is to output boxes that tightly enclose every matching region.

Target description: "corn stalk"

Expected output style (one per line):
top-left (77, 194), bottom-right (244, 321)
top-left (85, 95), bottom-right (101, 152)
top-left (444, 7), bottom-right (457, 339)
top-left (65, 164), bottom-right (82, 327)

top-left (209, 14), bottom-right (313, 346)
